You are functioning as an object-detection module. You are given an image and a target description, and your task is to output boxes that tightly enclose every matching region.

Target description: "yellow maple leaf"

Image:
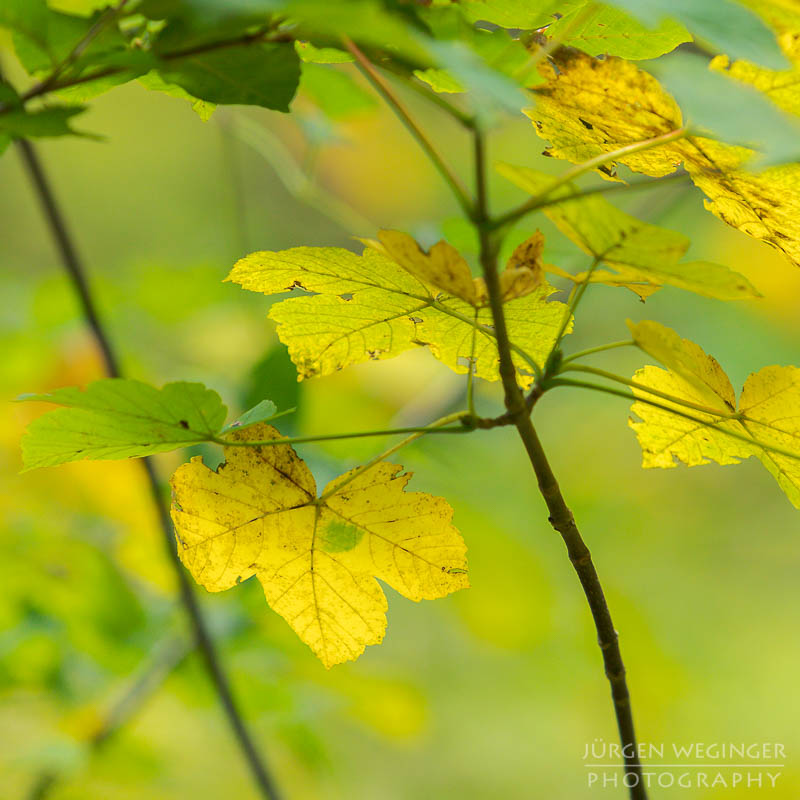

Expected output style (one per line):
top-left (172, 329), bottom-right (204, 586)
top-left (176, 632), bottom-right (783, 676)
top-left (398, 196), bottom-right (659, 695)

top-left (170, 424), bottom-right (469, 667)
top-left (527, 48), bottom-right (800, 267)
top-left (527, 49), bottom-right (686, 179)
top-left (627, 321), bottom-right (800, 508)
top-left (228, 232), bottom-right (564, 387)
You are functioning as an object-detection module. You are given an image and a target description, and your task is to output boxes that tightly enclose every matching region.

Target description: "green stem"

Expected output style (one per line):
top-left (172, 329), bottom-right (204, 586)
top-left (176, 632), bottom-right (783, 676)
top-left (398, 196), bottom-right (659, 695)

top-left (316, 411), bottom-right (469, 502)
top-left (491, 128), bottom-right (690, 231)
top-left (561, 340), bottom-right (635, 365)
top-left (551, 257), bottom-right (600, 355)
top-left (466, 312), bottom-right (478, 417)
top-left (342, 36), bottom-right (475, 219)
top-left (552, 378), bottom-right (800, 463)
top-left (561, 364), bottom-right (742, 420)
top-left (214, 422), bottom-right (471, 448)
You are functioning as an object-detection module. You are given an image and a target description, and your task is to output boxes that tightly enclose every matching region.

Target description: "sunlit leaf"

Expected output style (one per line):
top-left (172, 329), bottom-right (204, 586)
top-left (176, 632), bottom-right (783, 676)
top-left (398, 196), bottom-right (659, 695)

top-left (221, 399), bottom-right (279, 434)
top-left (628, 321), bottom-right (800, 508)
top-left (413, 67), bottom-right (464, 94)
top-left (228, 231), bottom-right (564, 387)
top-left (527, 48), bottom-right (687, 179)
top-left (455, 0), bottom-right (584, 29)
top-left (170, 423), bottom-right (469, 667)
top-left (496, 163), bottom-right (759, 300)
top-left (527, 48), bottom-right (800, 266)
top-left (20, 379), bottom-right (228, 469)
top-left (547, 4), bottom-right (691, 60)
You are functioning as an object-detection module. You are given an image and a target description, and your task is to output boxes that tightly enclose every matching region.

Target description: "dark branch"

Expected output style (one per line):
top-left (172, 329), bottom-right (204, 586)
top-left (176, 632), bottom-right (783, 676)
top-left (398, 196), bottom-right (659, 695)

top-left (16, 138), bottom-right (283, 800)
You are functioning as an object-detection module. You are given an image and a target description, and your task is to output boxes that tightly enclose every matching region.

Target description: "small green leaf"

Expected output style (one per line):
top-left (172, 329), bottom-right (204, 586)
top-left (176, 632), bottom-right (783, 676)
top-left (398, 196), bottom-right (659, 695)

top-left (413, 67), bottom-right (464, 94)
top-left (20, 379), bottom-right (228, 469)
top-left (294, 41), bottom-right (353, 64)
top-left (221, 399), bottom-right (279, 434)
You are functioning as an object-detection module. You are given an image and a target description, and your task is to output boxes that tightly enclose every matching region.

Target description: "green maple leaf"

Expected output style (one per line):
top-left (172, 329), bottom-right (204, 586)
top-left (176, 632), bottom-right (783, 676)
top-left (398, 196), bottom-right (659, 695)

top-left (19, 379), bottom-right (278, 469)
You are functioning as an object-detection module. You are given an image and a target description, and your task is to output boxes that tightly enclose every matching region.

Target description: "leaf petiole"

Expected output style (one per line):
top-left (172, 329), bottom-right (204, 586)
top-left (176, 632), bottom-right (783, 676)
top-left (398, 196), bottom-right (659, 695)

top-left (315, 411), bottom-right (471, 502)
top-left (560, 363), bottom-right (743, 420)
top-left (560, 340), bottom-right (635, 366)
top-left (551, 378), bottom-right (800, 464)
top-left (213, 420), bottom-right (471, 450)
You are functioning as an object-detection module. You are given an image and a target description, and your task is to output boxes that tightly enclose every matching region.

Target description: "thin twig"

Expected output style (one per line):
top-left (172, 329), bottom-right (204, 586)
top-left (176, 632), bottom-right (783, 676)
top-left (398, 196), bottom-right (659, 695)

top-left (27, 0), bottom-right (130, 101)
top-left (316, 411), bottom-right (469, 502)
top-left (16, 139), bottom-right (283, 800)
top-left (214, 423), bottom-right (471, 448)
top-left (561, 340), bottom-right (635, 366)
top-left (491, 130), bottom-right (691, 231)
top-left (342, 36), bottom-right (475, 219)
top-left (552, 378), bottom-right (800, 464)
top-left (471, 126), bottom-right (648, 799)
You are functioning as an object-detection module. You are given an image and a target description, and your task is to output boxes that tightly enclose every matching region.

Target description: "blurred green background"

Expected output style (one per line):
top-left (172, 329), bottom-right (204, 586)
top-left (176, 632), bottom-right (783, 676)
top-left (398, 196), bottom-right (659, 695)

top-left (2, 60), bottom-right (800, 799)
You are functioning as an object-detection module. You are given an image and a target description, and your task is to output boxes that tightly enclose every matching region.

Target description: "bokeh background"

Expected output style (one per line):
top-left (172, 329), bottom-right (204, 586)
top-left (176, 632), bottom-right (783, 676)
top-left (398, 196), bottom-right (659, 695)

top-left (2, 57), bottom-right (800, 799)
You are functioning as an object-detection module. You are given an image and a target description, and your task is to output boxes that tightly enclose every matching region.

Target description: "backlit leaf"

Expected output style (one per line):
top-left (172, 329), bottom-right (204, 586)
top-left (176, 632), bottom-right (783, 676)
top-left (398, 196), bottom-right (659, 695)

top-left (170, 423), bottom-right (469, 667)
top-left (455, 0), bottom-right (584, 29)
top-left (547, 4), bottom-right (691, 60)
top-left (627, 321), bottom-right (800, 508)
top-left (20, 379), bottom-right (228, 469)
top-left (496, 163), bottom-right (759, 300)
top-left (527, 48), bottom-right (800, 266)
top-left (228, 232), bottom-right (564, 387)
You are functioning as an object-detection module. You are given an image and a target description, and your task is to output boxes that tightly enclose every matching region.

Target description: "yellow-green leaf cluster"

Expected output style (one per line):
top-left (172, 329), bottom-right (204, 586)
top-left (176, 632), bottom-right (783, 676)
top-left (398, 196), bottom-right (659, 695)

top-left (170, 424), bottom-right (469, 667)
top-left (227, 231), bottom-right (567, 388)
top-left (628, 321), bottom-right (800, 508)
top-left (527, 48), bottom-right (800, 267)
top-left (496, 163), bottom-right (759, 301)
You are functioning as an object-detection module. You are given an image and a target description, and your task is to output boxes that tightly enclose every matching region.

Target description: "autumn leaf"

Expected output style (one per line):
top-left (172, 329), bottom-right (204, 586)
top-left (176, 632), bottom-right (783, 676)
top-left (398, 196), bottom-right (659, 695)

top-left (170, 424), bottom-right (469, 667)
top-left (227, 231), bottom-right (565, 387)
top-left (627, 321), bottom-right (800, 508)
top-left (527, 48), bottom-right (687, 179)
top-left (496, 162), bottom-right (759, 301)
top-left (527, 48), bottom-right (800, 266)
top-left (19, 378), bottom-right (279, 469)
